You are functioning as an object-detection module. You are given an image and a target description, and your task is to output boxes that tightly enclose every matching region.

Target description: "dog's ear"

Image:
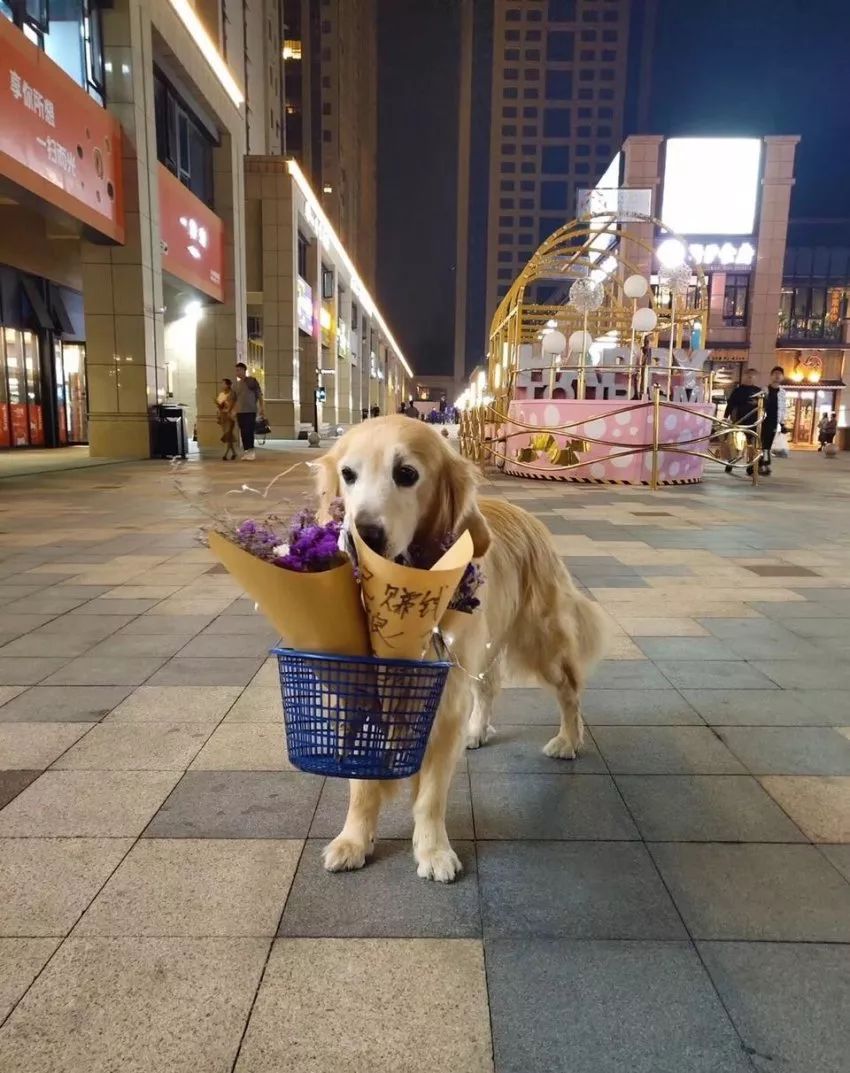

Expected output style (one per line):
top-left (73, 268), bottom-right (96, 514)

top-left (433, 448), bottom-right (491, 559)
top-left (310, 450), bottom-right (340, 522)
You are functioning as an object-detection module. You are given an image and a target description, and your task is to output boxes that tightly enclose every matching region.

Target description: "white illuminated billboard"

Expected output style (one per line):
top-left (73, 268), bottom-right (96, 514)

top-left (661, 138), bottom-right (761, 235)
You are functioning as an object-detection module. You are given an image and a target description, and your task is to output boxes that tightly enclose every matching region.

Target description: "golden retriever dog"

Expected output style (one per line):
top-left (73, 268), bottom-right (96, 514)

top-left (314, 415), bottom-right (607, 882)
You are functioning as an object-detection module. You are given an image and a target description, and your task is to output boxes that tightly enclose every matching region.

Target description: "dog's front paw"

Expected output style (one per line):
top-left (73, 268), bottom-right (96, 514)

top-left (322, 835), bottom-right (372, 873)
top-left (543, 733), bottom-right (579, 760)
top-left (415, 846), bottom-right (463, 883)
top-left (466, 722), bottom-right (495, 750)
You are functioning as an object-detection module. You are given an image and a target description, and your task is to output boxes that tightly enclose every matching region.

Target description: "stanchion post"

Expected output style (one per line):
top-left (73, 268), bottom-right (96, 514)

top-left (650, 385), bottom-right (661, 491)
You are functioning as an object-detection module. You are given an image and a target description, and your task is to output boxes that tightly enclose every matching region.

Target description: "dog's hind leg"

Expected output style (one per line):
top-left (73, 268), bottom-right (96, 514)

top-left (412, 672), bottom-right (467, 882)
top-left (322, 779), bottom-right (394, 872)
top-left (466, 657), bottom-right (502, 749)
top-left (534, 654), bottom-right (585, 760)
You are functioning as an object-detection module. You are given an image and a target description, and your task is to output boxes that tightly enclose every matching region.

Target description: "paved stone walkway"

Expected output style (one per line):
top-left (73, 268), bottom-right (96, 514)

top-left (1, 448), bottom-right (849, 1072)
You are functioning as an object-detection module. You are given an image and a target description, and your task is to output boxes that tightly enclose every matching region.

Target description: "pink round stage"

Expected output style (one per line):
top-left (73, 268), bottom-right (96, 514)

top-left (504, 398), bottom-right (714, 485)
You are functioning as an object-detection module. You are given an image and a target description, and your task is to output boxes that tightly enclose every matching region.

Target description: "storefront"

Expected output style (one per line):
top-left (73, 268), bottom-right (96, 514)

top-left (776, 350), bottom-right (845, 446)
top-left (0, 265), bottom-right (86, 448)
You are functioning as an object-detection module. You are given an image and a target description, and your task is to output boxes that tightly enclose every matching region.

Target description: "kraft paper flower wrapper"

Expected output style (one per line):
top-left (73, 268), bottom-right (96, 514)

top-left (352, 525), bottom-right (475, 661)
top-left (207, 532), bottom-right (370, 656)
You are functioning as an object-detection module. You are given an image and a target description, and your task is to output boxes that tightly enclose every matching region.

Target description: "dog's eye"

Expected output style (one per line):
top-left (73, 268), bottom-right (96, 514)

top-left (393, 464), bottom-right (419, 487)
top-left (340, 466), bottom-right (357, 486)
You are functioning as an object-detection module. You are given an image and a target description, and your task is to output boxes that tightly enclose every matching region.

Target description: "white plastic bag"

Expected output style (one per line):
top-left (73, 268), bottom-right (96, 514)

top-left (772, 430), bottom-right (789, 458)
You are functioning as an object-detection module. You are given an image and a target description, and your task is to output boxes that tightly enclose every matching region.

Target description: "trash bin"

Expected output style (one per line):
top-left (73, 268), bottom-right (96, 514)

top-left (151, 404), bottom-right (188, 459)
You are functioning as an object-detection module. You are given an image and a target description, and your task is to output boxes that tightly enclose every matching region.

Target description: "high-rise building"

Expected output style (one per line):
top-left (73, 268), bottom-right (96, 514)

top-left (454, 0), bottom-right (633, 394)
top-left (281, 0), bottom-right (378, 287)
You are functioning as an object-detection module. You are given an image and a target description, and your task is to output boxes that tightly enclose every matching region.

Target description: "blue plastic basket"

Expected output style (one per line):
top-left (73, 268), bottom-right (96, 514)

top-left (273, 648), bottom-right (451, 779)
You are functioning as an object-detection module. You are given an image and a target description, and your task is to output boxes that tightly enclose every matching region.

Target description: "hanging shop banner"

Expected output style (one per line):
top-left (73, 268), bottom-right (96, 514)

top-left (157, 164), bottom-right (224, 302)
top-left (0, 18), bottom-right (124, 242)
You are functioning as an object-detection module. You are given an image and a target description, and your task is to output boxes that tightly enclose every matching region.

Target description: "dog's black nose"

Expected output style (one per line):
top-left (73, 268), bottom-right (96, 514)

top-left (357, 521), bottom-right (386, 554)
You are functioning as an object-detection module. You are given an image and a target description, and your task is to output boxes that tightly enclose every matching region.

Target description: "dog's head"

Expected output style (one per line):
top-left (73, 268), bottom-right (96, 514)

top-left (313, 415), bottom-right (491, 561)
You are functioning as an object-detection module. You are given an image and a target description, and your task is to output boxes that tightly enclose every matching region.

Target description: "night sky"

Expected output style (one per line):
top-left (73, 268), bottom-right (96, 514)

top-left (376, 0), bottom-right (850, 377)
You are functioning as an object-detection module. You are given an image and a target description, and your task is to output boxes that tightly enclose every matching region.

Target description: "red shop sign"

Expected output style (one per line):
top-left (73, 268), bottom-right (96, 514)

top-left (0, 18), bottom-right (124, 242)
top-left (158, 164), bottom-right (224, 302)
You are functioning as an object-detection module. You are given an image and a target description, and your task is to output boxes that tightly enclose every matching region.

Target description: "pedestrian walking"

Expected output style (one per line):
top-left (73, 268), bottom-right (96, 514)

top-left (759, 366), bottom-right (788, 475)
top-left (723, 367), bottom-right (762, 475)
top-left (216, 378), bottom-right (237, 461)
top-left (818, 413), bottom-right (837, 451)
top-left (233, 362), bottom-right (264, 460)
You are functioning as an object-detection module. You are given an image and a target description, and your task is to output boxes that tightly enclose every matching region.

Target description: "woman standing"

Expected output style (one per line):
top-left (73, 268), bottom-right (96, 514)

top-left (216, 378), bottom-right (237, 460)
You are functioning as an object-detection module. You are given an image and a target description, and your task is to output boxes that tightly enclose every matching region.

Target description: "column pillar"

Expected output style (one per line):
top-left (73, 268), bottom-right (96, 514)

top-left (621, 135), bottom-right (663, 284)
top-left (749, 136), bottom-right (799, 379)
top-left (195, 132), bottom-right (246, 449)
top-left (336, 287), bottom-right (352, 425)
top-left (82, 0), bottom-right (164, 458)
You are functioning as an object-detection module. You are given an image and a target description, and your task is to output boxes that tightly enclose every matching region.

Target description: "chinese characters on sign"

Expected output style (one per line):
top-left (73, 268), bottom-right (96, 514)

top-left (10, 68), bottom-right (56, 126)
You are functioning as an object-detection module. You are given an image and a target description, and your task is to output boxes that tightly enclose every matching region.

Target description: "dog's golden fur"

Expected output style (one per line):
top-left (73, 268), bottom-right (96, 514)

top-left (315, 416), bottom-right (608, 881)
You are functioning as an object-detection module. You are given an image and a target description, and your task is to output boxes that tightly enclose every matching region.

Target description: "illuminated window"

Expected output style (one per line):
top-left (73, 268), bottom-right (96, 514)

top-left (722, 274), bottom-right (750, 327)
top-left (282, 40), bottom-right (302, 60)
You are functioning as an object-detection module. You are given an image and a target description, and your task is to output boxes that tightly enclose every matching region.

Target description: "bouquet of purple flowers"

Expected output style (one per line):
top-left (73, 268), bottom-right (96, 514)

top-left (230, 499), bottom-right (346, 573)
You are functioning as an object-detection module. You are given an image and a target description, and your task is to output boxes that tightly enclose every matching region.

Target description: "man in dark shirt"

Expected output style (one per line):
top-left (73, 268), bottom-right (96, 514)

top-left (723, 368), bottom-right (763, 475)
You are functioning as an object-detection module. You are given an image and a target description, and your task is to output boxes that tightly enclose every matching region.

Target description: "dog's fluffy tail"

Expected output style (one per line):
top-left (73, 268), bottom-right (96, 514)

top-left (573, 592), bottom-right (610, 670)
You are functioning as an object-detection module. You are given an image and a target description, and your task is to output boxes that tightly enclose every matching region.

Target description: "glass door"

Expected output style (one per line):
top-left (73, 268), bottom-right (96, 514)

top-left (54, 342), bottom-right (88, 444)
top-left (790, 392), bottom-right (816, 445)
top-left (5, 328), bottom-right (29, 446)
top-left (0, 328), bottom-right (10, 447)
top-left (23, 331), bottom-right (44, 446)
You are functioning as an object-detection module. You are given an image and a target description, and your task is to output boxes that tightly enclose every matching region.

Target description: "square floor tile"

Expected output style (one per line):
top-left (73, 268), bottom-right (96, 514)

top-left (0, 633), bottom-right (101, 658)
top-left (52, 723), bottom-right (212, 771)
top-left (588, 661), bottom-right (671, 690)
top-left (0, 685), bottom-right (132, 723)
top-left (616, 775), bottom-right (806, 842)
top-left (699, 941), bottom-right (850, 1073)
top-left (76, 839), bottom-right (301, 937)
top-left (177, 634), bottom-right (277, 659)
top-left (681, 689), bottom-right (834, 727)
top-left (234, 938), bottom-right (492, 1073)
top-left (105, 685), bottom-right (241, 724)
top-left (492, 688), bottom-right (556, 725)
top-left (309, 773), bottom-right (473, 840)
top-left (467, 725), bottom-right (607, 774)
top-left (486, 939), bottom-right (750, 1073)
top-left (753, 659), bottom-right (850, 690)
top-left (117, 614), bottom-right (215, 636)
top-left (655, 660), bottom-right (779, 690)
top-left (86, 634), bottom-right (192, 659)
top-left (42, 656), bottom-right (167, 687)
top-left (477, 842), bottom-right (684, 939)
top-left (279, 840), bottom-right (479, 938)
top-left (0, 685), bottom-right (25, 708)
top-left (147, 657), bottom-right (264, 687)
top-left (0, 769), bottom-right (40, 809)
top-left (189, 723), bottom-right (290, 771)
top-left (636, 637), bottom-right (739, 661)
top-left (0, 770), bottom-right (180, 837)
top-left (819, 844), bottom-right (850, 880)
top-left (592, 726), bottom-right (744, 774)
top-left (583, 689), bottom-right (703, 726)
top-left (718, 727), bottom-right (850, 775)
top-left (0, 658), bottom-right (70, 685)
top-left (0, 723), bottom-right (94, 770)
top-left (144, 771), bottom-right (322, 839)
top-left (760, 777), bottom-right (850, 842)
top-left (36, 615), bottom-right (136, 639)
top-left (0, 837), bottom-right (132, 936)
top-left (0, 937), bottom-right (268, 1073)
top-left (471, 773), bottom-right (638, 840)
top-left (617, 617), bottom-right (710, 637)
top-left (221, 687), bottom-right (282, 723)
top-left (650, 843), bottom-right (850, 941)
top-left (0, 938), bottom-right (60, 1021)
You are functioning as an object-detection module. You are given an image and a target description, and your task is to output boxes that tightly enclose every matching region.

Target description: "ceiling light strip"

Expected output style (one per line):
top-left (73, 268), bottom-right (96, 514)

top-left (169, 0), bottom-right (245, 106)
top-left (287, 160), bottom-right (413, 379)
